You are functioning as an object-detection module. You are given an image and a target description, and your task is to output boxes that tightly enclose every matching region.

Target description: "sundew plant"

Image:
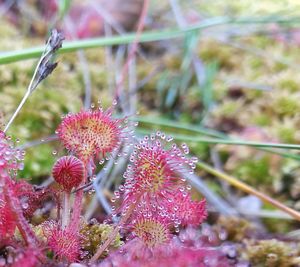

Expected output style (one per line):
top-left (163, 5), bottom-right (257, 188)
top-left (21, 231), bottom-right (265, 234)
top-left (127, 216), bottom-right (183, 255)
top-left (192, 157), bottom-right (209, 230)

top-left (3, 2), bottom-right (300, 265)
top-left (0, 30), bottom-right (235, 267)
top-left (4, 0), bottom-right (300, 266)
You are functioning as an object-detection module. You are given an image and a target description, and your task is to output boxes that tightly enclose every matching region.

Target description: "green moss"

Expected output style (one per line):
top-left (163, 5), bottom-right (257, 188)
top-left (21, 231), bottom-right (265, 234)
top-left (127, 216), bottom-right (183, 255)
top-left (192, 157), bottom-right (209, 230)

top-left (213, 100), bottom-right (244, 117)
top-left (216, 216), bottom-right (255, 242)
top-left (199, 40), bottom-right (238, 70)
top-left (245, 239), bottom-right (297, 267)
top-left (80, 223), bottom-right (123, 258)
top-left (273, 61), bottom-right (288, 72)
top-left (249, 57), bottom-right (265, 70)
top-left (276, 126), bottom-right (296, 143)
top-left (278, 78), bottom-right (299, 93)
top-left (233, 156), bottom-right (273, 186)
top-left (272, 93), bottom-right (300, 116)
top-left (252, 113), bottom-right (272, 126)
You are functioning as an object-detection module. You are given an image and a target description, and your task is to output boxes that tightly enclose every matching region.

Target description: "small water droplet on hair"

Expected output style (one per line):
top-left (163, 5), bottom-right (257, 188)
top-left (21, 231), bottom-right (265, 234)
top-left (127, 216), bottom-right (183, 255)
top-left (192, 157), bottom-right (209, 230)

top-left (166, 136), bottom-right (173, 142)
top-left (22, 203), bottom-right (29, 209)
top-left (88, 189), bottom-right (95, 194)
top-left (119, 185), bottom-right (125, 192)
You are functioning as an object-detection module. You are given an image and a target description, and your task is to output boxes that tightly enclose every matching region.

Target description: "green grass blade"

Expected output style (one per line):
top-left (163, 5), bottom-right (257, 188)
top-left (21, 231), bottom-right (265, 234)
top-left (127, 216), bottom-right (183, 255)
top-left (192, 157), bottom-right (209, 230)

top-left (138, 129), bottom-right (300, 150)
top-left (1, 15), bottom-right (300, 64)
top-left (58, 0), bottom-right (72, 20)
top-left (135, 119), bottom-right (300, 161)
top-left (135, 116), bottom-right (225, 138)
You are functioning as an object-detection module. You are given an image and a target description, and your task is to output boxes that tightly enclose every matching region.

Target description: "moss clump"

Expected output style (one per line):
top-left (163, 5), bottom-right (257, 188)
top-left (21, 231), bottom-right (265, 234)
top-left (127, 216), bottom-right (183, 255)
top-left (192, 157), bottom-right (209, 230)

top-left (212, 99), bottom-right (244, 118)
top-left (271, 91), bottom-right (300, 117)
top-left (80, 222), bottom-right (123, 258)
top-left (278, 78), bottom-right (299, 93)
top-left (216, 216), bottom-right (255, 242)
top-left (252, 113), bottom-right (272, 126)
top-left (245, 239), bottom-right (297, 267)
top-left (199, 40), bottom-right (240, 70)
top-left (232, 156), bottom-right (273, 186)
top-left (270, 117), bottom-right (300, 144)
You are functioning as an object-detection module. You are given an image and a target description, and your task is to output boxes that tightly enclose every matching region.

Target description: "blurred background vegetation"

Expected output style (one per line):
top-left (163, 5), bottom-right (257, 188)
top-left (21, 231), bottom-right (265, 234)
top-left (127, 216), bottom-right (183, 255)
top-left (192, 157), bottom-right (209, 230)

top-left (2, 0), bottom-right (300, 234)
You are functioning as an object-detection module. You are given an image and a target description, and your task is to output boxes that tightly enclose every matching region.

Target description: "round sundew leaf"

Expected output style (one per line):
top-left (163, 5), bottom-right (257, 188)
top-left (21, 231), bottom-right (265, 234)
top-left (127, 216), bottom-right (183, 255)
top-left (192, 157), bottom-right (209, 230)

top-left (57, 109), bottom-right (123, 161)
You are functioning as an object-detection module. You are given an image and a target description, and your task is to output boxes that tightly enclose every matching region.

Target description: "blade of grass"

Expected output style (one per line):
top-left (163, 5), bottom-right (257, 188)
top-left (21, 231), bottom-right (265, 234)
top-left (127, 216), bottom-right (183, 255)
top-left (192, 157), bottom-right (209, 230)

top-left (200, 60), bottom-right (219, 115)
top-left (135, 117), bottom-right (300, 161)
top-left (58, 0), bottom-right (71, 20)
top-left (137, 128), bottom-right (300, 150)
top-left (197, 161), bottom-right (300, 222)
top-left (135, 116), bottom-right (224, 138)
top-left (2, 16), bottom-right (300, 64)
top-left (139, 128), bottom-right (300, 160)
top-left (162, 133), bottom-right (300, 150)
top-left (0, 17), bottom-right (229, 64)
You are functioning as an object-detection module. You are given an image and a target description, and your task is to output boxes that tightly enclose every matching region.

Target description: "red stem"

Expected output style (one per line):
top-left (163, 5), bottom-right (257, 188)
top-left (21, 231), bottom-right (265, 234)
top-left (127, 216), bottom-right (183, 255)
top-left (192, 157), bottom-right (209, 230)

top-left (69, 160), bottom-right (88, 232)
top-left (113, 0), bottom-right (150, 100)
top-left (4, 176), bottom-right (39, 247)
top-left (69, 189), bottom-right (84, 232)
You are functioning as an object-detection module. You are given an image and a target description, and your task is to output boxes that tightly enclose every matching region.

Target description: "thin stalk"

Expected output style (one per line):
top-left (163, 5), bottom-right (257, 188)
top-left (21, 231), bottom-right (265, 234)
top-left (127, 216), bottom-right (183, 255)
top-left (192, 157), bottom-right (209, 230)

top-left (61, 192), bottom-right (71, 229)
top-left (4, 177), bottom-right (39, 247)
top-left (4, 90), bottom-right (30, 133)
top-left (69, 164), bottom-right (87, 232)
top-left (3, 49), bottom-right (51, 132)
top-left (69, 157), bottom-right (95, 232)
top-left (70, 190), bottom-right (83, 232)
top-left (113, 0), bottom-right (149, 99)
top-left (197, 161), bottom-right (300, 221)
